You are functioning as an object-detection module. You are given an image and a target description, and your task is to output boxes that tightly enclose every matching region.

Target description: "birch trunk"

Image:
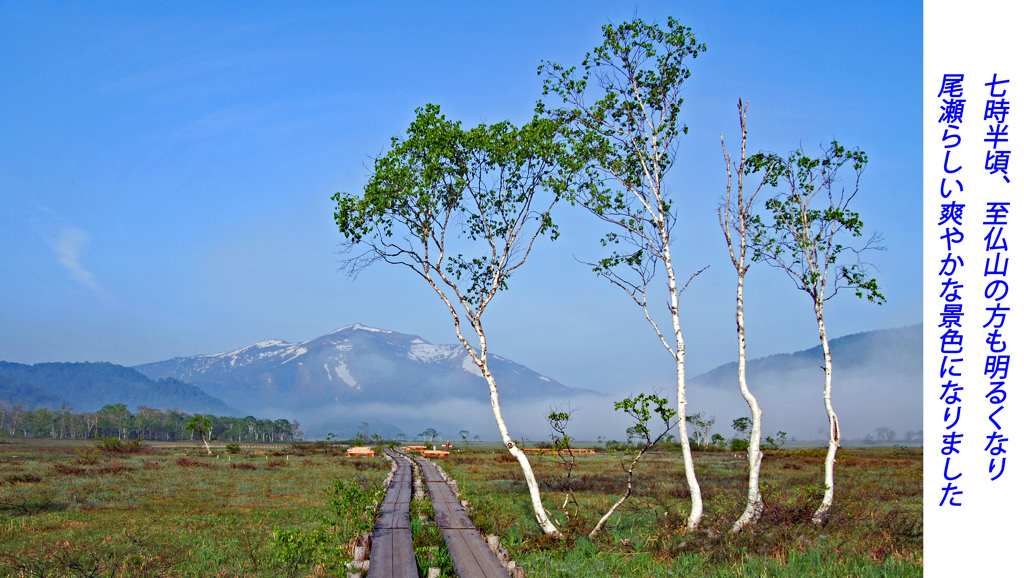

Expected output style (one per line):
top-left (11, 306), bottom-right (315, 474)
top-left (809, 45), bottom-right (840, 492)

top-left (812, 302), bottom-right (839, 524)
top-left (425, 273), bottom-right (561, 537)
top-left (470, 324), bottom-right (561, 536)
top-left (663, 244), bottom-right (703, 531)
top-left (731, 271), bottom-right (764, 531)
top-left (589, 448), bottom-right (645, 538)
top-left (721, 102), bottom-right (765, 532)
top-left (202, 434), bottom-right (213, 456)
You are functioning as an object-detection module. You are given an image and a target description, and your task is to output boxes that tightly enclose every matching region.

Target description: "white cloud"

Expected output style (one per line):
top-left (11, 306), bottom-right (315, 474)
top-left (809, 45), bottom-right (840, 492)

top-left (53, 228), bottom-right (111, 299)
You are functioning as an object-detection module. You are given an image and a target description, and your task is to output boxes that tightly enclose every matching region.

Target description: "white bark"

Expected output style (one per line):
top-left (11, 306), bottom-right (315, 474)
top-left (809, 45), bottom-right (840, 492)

top-left (731, 271), bottom-right (764, 531)
top-left (539, 24), bottom-right (709, 533)
top-left (720, 102), bottom-right (765, 532)
top-left (663, 247), bottom-right (703, 530)
top-left (472, 324), bottom-right (560, 536)
top-left (812, 304), bottom-right (839, 524)
top-left (423, 273), bottom-right (561, 537)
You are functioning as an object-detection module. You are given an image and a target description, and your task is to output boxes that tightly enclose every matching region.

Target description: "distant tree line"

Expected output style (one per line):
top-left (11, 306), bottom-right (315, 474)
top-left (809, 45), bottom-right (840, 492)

top-left (0, 401), bottom-right (300, 443)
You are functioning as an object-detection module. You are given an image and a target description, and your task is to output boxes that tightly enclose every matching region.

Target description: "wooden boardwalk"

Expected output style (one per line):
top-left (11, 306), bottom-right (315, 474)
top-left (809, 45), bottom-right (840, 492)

top-left (367, 449), bottom-right (418, 578)
top-left (413, 455), bottom-right (511, 578)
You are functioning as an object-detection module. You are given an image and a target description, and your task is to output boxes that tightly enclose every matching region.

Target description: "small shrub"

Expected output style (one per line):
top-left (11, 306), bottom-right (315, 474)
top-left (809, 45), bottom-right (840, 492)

top-left (764, 430), bottom-right (788, 449)
top-left (96, 437), bottom-right (149, 454)
top-left (225, 441), bottom-right (242, 454)
top-left (3, 473), bottom-right (43, 484)
top-left (73, 448), bottom-right (101, 465)
top-left (271, 525), bottom-right (342, 576)
top-left (231, 462), bottom-right (258, 470)
top-left (51, 463), bottom-right (89, 476)
top-left (266, 459), bottom-right (287, 468)
top-left (96, 437), bottom-right (122, 451)
top-left (175, 457), bottom-right (215, 469)
top-left (326, 478), bottom-right (385, 540)
top-left (730, 438), bottom-right (749, 452)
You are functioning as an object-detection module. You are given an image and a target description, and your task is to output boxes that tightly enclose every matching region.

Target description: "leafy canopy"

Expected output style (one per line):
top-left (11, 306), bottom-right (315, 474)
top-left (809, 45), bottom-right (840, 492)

top-left (616, 392), bottom-right (677, 445)
top-left (749, 141), bottom-right (885, 306)
top-left (333, 104), bottom-right (574, 308)
top-left (538, 17), bottom-right (705, 288)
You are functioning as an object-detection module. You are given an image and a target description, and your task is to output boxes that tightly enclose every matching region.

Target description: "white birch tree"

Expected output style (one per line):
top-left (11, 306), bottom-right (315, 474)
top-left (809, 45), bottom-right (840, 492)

top-left (590, 392), bottom-right (678, 538)
top-left (333, 104), bottom-right (573, 536)
top-left (539, 16), bottom-right (707, 530)
top-left (186, 415), bottom-right (214, 456)
top-left (718, 99), bottom-right (776, 532)
top-left (750, 141), bottom-right (884, 524)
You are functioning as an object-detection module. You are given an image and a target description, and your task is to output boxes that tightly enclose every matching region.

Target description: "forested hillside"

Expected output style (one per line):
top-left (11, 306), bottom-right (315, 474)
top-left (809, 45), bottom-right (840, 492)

top-left (0, 373), bottom-right (69, 409)
top-left (0, 361), bottom-right (236, 415)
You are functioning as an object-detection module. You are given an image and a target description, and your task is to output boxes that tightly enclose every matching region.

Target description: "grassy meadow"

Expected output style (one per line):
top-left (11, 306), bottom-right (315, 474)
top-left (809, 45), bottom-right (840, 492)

top-left (0, 439), bottom-right (922, 577)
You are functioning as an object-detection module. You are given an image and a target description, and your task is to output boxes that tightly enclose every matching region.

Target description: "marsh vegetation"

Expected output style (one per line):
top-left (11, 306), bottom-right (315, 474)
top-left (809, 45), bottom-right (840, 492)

top-left (0, 440), bottom-right (920, 577)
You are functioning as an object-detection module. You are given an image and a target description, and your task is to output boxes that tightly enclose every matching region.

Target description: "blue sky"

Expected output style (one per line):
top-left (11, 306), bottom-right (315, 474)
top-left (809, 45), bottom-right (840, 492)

top-left (0, 1), bottom-right (922, 393)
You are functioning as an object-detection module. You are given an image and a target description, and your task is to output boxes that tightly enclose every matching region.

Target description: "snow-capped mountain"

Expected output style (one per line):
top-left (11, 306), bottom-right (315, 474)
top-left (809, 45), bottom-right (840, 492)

top-left (134, 324), bottom-right (587, 416)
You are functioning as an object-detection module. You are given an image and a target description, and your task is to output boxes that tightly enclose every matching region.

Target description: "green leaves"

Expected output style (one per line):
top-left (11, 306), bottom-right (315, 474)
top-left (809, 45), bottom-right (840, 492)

top-left (731, 417), bottom-right (752, 437)
top-left (614, 393), bottom-right (677, 445)
top-left (333, 104), bottom-right (571, 308)
top-left (539, 17), bottom-right (705, 281)
top-left (750, 141), bottom-right (885, 306)
top-left (184, 415), bottom-right (213, 438)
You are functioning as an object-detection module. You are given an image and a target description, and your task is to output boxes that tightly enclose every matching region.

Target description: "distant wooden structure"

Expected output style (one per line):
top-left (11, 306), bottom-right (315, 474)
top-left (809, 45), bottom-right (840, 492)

top-left (421, 450), bottom-right (450, 458)
top-left (400, 445), bottom-right (427, 452)
top-left (348, 446), bottom-right (375, 457)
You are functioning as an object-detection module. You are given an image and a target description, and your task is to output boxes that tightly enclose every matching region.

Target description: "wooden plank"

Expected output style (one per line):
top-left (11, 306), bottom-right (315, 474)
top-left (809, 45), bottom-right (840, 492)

top-left (368, 450), bottom-right (417, 578)
top-left (376, 500), bottom-right (411, 530)
top-left (440, 528), bottom-right (510, 578)
top-left (414, 456), bottom-right (509, 578)
top-left (367, 526), bottom-right (417, 578)
top-left (430, 495), bottom-right (474, 529)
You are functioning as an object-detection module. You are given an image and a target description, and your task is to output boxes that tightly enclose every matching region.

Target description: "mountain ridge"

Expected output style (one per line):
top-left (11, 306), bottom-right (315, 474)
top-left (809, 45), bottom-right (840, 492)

top-left (134, 323), bottom-right (591, 418)
top-left (691, 323), bottom-right (923, 390)
top-left (0, 361), bottom-right (238, 415)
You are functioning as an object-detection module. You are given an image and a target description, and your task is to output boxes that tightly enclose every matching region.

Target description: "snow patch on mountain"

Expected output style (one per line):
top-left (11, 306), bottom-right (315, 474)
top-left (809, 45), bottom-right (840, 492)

top-left (333, 323), bottom-right (390, 334)
top-left (254, 339), bottom-right (287, 348)
top-left (280, 346), bottom-right (308, 363)
top-left (408, 342), bottom-right (460, 363)
top-left (333, 362), bottom-right (359, 389)
top-left (462, 355), bottom-right (484, 377)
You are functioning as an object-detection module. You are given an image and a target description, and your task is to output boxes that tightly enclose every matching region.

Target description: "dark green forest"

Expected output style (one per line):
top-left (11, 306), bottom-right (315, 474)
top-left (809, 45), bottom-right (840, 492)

top-left (0, 361), bottom-right (235, 415)
top-left (0, 402), bottom-right (300, 442)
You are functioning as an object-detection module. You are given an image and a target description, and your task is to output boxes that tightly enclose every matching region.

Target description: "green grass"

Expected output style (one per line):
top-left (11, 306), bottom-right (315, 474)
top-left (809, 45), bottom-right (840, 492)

top-left (0, 440), bottom-right (921, 577)
top-left (0, 440), bottom-right (387, 577)
top-left (444, 446), bottom-right (922, 577)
